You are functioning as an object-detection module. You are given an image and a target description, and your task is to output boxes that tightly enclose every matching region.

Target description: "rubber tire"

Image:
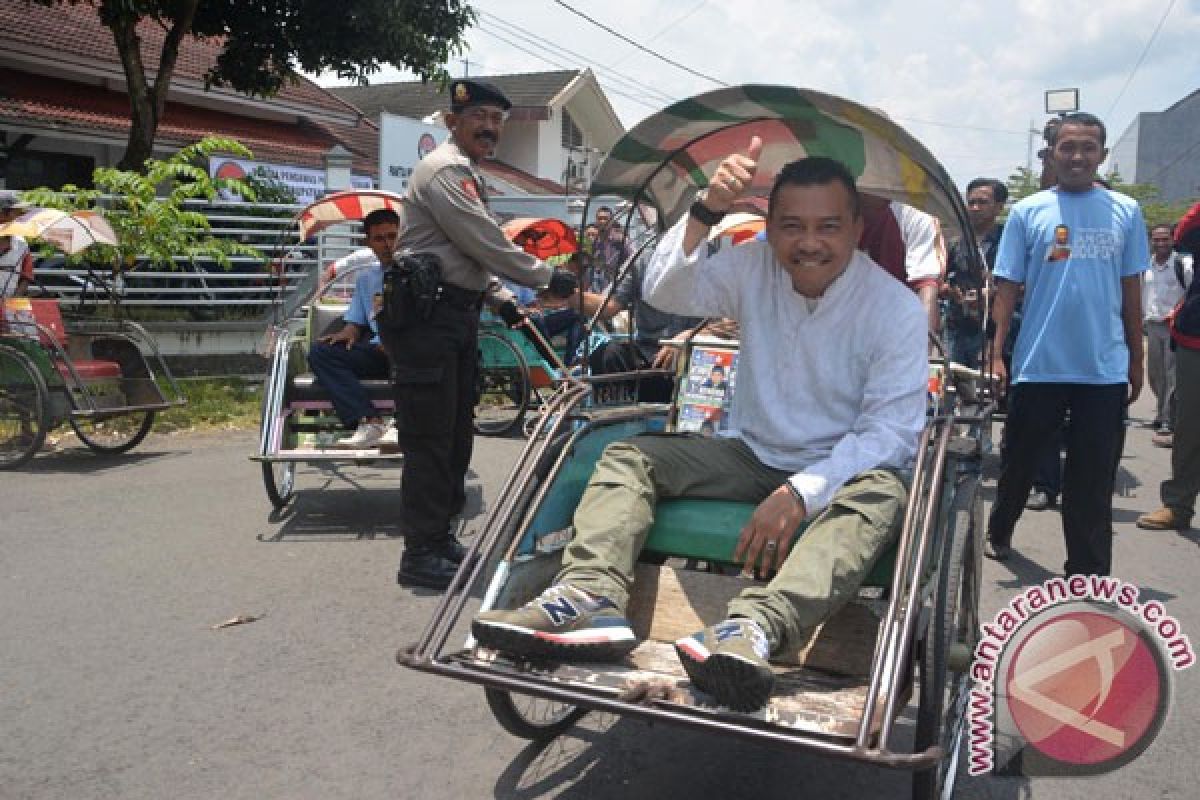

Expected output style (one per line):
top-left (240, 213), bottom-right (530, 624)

top-left (474, 331), bottom-right (530, 437)
top-left (912, 477), bottom-right (982, 800)
top-left (0, 344), bottom-right (49, 470)
top-left (262, 460), bottom-right (297, 509)
top-left (484, 688), bottom-right (587, 741)
top-left (69, 410), bottom-right (155, 454)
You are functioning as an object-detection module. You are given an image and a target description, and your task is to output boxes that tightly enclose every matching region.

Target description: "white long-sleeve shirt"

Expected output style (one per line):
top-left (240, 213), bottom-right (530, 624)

top-left (643, 217), bottom-right (928, 514)
top-left (1143, 252), bottom-right (1192, 322)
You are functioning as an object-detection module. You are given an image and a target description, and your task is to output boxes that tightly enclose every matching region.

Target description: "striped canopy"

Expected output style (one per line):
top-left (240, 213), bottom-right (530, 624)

top-left (589, 85), bottom-right (968, 239)
top-left (295, 189), bottom-right (405, 240)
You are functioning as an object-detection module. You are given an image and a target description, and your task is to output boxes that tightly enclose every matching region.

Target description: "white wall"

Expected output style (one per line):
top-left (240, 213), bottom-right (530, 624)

top-left (492, 119), bottom-right (541, 177)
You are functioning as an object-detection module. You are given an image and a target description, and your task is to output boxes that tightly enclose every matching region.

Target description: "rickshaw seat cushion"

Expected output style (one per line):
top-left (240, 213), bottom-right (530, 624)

top-left (310, 303), bottom-right (348, 342)
top-left (26, 299), bottom-right (123, 381)
top-left (644, 499), bottom-right (895, 589)
top-left (55, 360), bottom-right (122, 381)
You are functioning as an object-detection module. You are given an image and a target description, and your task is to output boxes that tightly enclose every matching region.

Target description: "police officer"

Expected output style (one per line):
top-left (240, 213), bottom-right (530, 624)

top-left (385, 79), bottom-right (552, 589)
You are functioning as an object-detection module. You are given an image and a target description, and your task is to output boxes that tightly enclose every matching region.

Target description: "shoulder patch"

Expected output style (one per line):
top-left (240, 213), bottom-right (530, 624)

top-left (460, 178), bottom-right (480, 202)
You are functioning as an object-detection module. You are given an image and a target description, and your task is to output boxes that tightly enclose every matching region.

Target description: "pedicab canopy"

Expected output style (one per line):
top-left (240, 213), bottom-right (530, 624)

top-left (295, 189), bottom-right (406, 240)
top-left (501, 217), bottom-right (578, 264)
top-left (588, 85), bottom-right (969, 239)
top-left (708, 212), bottom-right (766, 245)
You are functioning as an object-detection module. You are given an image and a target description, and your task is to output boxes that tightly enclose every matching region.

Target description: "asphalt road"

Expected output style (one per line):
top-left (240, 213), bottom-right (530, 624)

top-left (2, 391), bottom-right (1196, 800)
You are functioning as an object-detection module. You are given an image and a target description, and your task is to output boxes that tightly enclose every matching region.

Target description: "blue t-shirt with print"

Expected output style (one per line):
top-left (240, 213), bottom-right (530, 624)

top-left (343, 265), bottom-right (384, 345)
top-left (994, 187), bottom-right (1148, 385)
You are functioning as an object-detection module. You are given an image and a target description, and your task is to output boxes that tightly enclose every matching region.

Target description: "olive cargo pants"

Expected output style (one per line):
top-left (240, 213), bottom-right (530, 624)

top-left (557, 434), bottom-right (908, 653)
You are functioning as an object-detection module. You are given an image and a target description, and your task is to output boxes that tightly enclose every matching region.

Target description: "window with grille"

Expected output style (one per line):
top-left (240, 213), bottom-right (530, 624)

top-left (560, 109), bottom-right (583, 149)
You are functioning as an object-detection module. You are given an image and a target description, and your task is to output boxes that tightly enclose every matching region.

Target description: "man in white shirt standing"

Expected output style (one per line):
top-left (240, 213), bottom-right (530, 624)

top-left (1144, 223), bottom-right (1192, 444)
top-left (471, 145), bottom-right (928, 712)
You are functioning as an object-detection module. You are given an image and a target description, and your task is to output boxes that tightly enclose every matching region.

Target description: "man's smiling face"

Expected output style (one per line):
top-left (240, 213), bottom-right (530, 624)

top-left (1051, 122), bottom-right (1107, 193)
top-left (766, 181), bottom-right (863, 297)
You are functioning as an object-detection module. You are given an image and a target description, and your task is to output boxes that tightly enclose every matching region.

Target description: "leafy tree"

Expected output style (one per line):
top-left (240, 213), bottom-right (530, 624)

top-left (21, 136), bottom-right (263, 273)
top-left (29, 0), bottom-right (475, 171)
top-left (1005, 166), bottom-right (1041, 205)
top-left (1102, 170), bottom-right (1196, 229)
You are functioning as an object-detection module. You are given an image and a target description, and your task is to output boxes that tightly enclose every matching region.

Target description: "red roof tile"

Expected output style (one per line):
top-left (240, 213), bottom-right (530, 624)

top-left (0, 2), bottom-right (359, 117)
top-left (0, 67), bottom-right (378, 173)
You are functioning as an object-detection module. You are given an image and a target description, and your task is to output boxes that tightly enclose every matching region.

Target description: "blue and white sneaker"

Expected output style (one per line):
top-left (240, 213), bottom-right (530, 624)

top-left (472, 584), bottom-right (637, 662)
top-left (675, 618), bottom-right (775, 711)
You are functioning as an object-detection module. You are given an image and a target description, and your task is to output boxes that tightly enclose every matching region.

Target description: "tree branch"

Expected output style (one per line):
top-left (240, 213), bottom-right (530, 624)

top-left (150, 0), bottom-right (200, 119)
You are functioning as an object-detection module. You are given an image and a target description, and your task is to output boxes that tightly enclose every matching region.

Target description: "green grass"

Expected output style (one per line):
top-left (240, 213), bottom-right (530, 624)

top-left (156, 377), bottom-right (261, 432)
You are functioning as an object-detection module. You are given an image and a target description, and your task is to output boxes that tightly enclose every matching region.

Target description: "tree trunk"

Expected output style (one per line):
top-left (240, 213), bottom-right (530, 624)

top-left (105, 1), bottom-right (200, 173)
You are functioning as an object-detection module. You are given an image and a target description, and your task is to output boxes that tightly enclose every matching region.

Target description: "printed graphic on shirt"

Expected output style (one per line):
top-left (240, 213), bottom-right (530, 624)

top-left (1047, 225), bottom-right (1071, 263)
top-left (372, 292), bottom-right (383, 315)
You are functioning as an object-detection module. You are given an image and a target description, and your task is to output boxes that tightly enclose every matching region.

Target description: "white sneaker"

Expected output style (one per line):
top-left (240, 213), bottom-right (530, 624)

top-left (378, 422), bottom-right (399, 453)
top-left (335, 421), bottom-right (386, 449)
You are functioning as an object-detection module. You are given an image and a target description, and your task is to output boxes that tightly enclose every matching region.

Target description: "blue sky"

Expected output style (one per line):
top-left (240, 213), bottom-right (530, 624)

top-left (321, 0), bottom-right (1200, 192)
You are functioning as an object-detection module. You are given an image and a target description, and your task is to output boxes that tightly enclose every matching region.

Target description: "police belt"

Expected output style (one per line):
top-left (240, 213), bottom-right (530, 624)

top-left (437, 282), bottom-right (485, 311)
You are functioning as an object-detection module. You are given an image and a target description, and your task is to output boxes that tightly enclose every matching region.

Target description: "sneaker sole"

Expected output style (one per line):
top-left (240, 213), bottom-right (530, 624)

top-left (471, 619), bottom-right (636, 663)
top-left (675, 640), bottom-right (775, 712)
top-left (396, 568), bottom-right (455, 590)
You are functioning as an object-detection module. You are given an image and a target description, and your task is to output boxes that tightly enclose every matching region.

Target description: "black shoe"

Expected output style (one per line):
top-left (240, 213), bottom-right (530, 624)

top-left (984, 540), bottom-right (1012, 561)
top-left (397, 548), bottom-right (460, 590)
top-left (433, 532), bottom-right (467, 564)
top-left (1025, 490), bottom-right (1054, 511)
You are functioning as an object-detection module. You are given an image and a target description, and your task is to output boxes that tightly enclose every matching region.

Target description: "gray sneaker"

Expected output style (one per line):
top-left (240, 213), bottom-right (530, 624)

top-left (472, 584), bottom-right (637, 662)
top-left (334, 421), bottom-right (385, 449)
top-left (675, 618), bottom-right (775, 711)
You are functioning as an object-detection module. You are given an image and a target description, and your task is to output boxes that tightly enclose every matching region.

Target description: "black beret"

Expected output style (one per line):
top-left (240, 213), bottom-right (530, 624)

top-left (450, 79), bottom-right (512, 113)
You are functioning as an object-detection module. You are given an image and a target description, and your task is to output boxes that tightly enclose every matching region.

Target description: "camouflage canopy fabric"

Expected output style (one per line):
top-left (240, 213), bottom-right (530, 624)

top-left (589, 85), bottom-right (969, 239)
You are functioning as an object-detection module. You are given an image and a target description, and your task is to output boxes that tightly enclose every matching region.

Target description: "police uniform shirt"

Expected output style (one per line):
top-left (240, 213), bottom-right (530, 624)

top-left (399, 138), bottom-right (551, 292)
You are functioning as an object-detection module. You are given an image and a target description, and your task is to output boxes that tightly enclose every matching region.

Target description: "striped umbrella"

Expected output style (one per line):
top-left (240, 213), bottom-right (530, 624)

top-left (588, 85), bottom-right (969, 239)
top-left (295, 189), bottom-right (406, 240)
top-left (0, 208), bottom-right (118, 254)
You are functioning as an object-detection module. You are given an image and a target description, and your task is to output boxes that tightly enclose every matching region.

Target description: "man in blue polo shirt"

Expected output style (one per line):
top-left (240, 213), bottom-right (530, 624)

top-left (984, 112), bottom-right (1147, 576)
top-left (307, 208), bottom-right (399, 449)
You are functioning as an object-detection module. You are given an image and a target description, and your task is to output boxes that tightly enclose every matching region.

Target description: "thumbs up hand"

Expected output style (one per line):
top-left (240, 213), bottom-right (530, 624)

top-left (702, 136), bottom-right (763, 214)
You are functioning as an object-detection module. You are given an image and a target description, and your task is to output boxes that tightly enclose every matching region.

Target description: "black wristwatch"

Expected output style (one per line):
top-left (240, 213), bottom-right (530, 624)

top-left (689, 197), bottom-right (726, 227)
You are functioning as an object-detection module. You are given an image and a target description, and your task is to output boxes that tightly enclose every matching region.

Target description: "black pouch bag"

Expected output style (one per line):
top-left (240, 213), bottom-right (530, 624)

top-left (377, 253), bottom-right (443, 331)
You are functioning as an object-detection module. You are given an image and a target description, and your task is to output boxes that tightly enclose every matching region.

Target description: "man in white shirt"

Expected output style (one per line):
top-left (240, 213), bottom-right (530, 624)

top-left (472, 147), bottom-right (927, 711)
top-left (1144, 223), bottom-right (1192, 439)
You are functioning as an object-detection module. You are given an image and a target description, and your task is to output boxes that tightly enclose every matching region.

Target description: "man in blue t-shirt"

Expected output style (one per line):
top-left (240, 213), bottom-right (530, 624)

top-left (984, 112), bottom-right (1147, 576)
top-left (307, 208), bottom-right (400, 449)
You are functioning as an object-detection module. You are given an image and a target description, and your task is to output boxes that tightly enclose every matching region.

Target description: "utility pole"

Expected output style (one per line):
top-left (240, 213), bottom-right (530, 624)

top-left (459, 58), bottom-right (477, 77)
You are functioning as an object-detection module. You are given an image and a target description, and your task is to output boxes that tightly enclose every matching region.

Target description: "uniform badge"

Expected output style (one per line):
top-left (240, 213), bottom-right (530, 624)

top-left (460, 178), bottom-right (480, 202)
top-left (454, 83), bottom-right (469, 104)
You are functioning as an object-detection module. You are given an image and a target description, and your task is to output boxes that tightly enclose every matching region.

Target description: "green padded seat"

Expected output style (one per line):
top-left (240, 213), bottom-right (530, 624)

top-left (643, 498), bottom-right (896, 589)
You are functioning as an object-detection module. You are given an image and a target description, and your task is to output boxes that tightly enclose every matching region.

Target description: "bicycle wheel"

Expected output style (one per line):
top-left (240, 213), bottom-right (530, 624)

top-left (70, 410), bottom-right (155, 454)
top-left (0, 343), bottom-right (49, 469)
top-left (484, 688), bottom-right (587, 741)
top-left (913, 476), bottom-right (982, 800)
top-left (262, 460), bottom-right (297, 509)
top-left (474, 331), bottom-right (529, 436)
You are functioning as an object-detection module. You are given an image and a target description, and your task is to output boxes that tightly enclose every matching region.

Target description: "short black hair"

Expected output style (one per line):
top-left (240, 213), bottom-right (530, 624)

top-left (1048, 112), bottom-right (1107, 146)
top-left (966, 177), bottom-right (1008, 206)
top-left (1151, 223), bottom-right (1174, 235)
top-left (596, 206), bottom-right (613, 217)
top-left (363, 208), bottom-right (400, 233)
top-left (768, 157), bottom-right (860, 218)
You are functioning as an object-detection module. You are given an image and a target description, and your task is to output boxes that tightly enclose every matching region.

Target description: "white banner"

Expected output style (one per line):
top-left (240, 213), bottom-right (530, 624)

top-left (379, 113), bottom-right (448, 195)
top-left (208, 157), bottom-right (373, 204)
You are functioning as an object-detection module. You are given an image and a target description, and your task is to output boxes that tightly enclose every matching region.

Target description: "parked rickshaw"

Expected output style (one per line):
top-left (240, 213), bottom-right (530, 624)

top-left (252, 190), bottom-right (406, 508)
top-left (398, 86), bottom-right (992, 800)
top-left (0, 209), bottom-right (186, 469)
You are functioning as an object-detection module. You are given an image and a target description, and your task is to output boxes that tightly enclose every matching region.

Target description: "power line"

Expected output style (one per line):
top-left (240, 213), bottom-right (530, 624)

top-left (480, 12), bottom-right (676, 105)
top-left (893, 116), bottom-right (1030, 136)
top-left (474, 25), bottom-right (662, 110)
top-left (605, 0), bottom-right (709, 70)
top-left (551, 0), bottom-right (729, 87)
top-left (1106, 0), bottom-right (1177, 118)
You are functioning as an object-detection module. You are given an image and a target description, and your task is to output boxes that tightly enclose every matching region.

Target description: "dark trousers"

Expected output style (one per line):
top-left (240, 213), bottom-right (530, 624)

top-left (987, 382), bottom-right (1126, 576)
top-left (306, 340), bottom-right (390, 427)
top-left (379, 303), bottom-right (479, 547)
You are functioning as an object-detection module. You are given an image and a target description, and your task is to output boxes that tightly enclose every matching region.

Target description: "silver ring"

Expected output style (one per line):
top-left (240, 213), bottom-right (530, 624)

top-left (764, 541), bottom-right (777, 550)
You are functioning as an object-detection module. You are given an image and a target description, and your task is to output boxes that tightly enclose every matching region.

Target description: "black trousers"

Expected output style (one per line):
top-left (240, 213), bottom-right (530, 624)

top-left (379, 302), bottom-right (479, 548)
top-left (987, 382), bottom-right (1126, 576)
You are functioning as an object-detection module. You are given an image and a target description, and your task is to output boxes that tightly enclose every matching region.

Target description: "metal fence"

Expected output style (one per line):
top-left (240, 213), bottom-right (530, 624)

top-left (30, 199), bottom-right (367, 322)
